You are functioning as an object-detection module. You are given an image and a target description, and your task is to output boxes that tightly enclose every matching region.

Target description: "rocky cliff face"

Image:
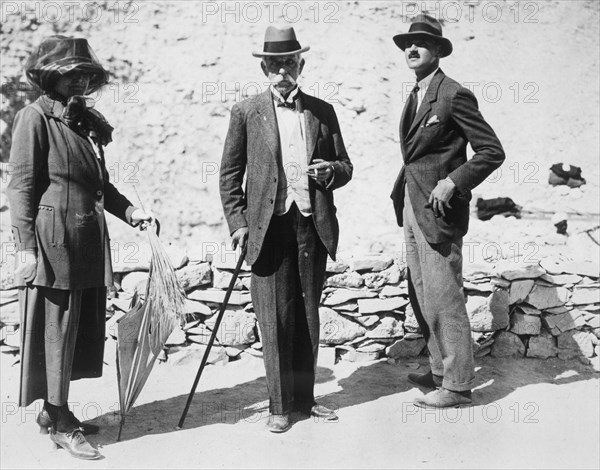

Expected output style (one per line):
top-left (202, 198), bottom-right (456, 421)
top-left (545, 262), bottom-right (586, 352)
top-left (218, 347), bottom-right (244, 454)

top-left (1, 1), bottom-right (598, 257)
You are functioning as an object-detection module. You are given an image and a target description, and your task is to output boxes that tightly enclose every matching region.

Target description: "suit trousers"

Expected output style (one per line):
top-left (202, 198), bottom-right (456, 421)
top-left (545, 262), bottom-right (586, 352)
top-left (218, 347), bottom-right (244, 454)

top-left (403, 190), bottom-right (475, 392)
top-left (18, 286), bottom-right (106, 407)
top-left (251, 204), bottom-right (327, 415)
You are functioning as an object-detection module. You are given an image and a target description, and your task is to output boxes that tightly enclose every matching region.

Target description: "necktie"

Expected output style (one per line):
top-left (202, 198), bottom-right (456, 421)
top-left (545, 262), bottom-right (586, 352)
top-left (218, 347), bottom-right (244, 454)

top-left (402, 84), bottom-right (420, 136)
top-left (277, 99), bottom-right (296, 111)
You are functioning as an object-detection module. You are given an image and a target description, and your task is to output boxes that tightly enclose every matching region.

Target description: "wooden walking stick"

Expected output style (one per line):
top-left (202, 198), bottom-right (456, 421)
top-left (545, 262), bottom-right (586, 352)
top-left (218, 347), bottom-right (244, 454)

top-left (176, 246), bottom-right (247, 429)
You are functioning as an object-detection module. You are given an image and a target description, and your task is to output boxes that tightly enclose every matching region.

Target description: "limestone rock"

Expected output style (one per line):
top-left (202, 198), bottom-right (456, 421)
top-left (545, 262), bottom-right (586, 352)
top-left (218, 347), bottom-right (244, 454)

top-left (540, 273), bottom-right (582, 285)
top-left (491, 331), bottom-right (525, 357)
top-left (526, 333), bottom-right (558, 358)
top-left (464, 281), bottom-right (494, 293)
top-left (323, 288), bottom-right (376, 306)
top-left (211, 256), bottom-right (251, 272)
top-left (336, 345), bottom-right (382, 362)
top-left (363, 264), bottom-right (402, 289)
top-left (187, 288), bottom-right (252, 305)
top-left (542, 310), bottom-right (586, 335)
top-left (225, 345), bottom-right (249, 358)
top-left (350, 256), bottom-right (393, 273)
top-left (165, 326), bottom-right (187, 346)
top-left (319, 307), bottom-right (366, 345)
top-left (355, 341), bottom-right (387, 353)
top-left (403, 303), bottom-right (421, 333)
top-left (570, 287), bottom-right (600, 306)
top-left (325, 271), bottom-right (364, 288)
top-left (499, 264), bottom-right (545, 281)
top-left (0, 300), bottom-right (19, 325)
top-left (509, 279), bottom-right (534, 305)
top-left (212, 267), bottom-right (244, 290)
top-left (176, 262), bottom-right (211, 291)
top-left (380, 285), bottom-right (407, 297)
top-left (365, 315), bottom-right (404, 339)
top-left (354, 315), bottom-right (380, 328)
top-left (183, 299), bottom-right (212, 316)
top-left (385, 337), bottom-right (426, 358)
top-left (205, 310), bottom-right (256, 346)
top-left (358, 297), bottom-right (409, 315)
top-left (121, 272), bottom-right (149, 294)
top-left (557, 330), bottom-right (596, 359)
top-left (515, 304), bottom-right (541, 316)
top-left (525, 285), bottom-right (570, 310)
top-left (168, 343), bottom-right (227, 366)
top-left (510, 312), bottom-right (541, 335)
top-left (326, 261), bottom-right (349, 273)
top-left (467, 290), bottom-right (510, 332)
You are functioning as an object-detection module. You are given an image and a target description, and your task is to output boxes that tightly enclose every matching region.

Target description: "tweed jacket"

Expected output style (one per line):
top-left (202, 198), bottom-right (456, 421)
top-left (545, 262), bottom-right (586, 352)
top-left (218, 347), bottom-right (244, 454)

top-left (390, 69), bottom-right (505, 243)
top-left (220, 89), bottom-right (352, 265)
top-left (7, 96), bottom-right (135, 289)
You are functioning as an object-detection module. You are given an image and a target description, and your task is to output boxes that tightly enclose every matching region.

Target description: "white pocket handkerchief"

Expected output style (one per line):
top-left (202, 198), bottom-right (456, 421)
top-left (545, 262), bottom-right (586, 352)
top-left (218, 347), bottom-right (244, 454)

top-left (425, 115), bottom-right (440, 127)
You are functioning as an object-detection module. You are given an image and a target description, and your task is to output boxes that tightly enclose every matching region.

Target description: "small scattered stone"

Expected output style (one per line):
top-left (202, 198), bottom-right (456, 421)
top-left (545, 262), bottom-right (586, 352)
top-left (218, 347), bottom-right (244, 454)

top-left (336, 345), bottom-right (382, 362)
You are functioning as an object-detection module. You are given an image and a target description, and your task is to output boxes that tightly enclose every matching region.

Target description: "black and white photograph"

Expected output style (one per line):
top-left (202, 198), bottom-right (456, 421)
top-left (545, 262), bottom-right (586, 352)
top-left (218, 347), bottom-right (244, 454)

top-left (0, 1), bottom-right (598, 468)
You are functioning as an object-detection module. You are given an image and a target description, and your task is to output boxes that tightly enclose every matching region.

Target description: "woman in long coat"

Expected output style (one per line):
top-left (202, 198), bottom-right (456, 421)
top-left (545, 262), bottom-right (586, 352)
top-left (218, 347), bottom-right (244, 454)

top-left (7, 36), bottom-right (152, 460)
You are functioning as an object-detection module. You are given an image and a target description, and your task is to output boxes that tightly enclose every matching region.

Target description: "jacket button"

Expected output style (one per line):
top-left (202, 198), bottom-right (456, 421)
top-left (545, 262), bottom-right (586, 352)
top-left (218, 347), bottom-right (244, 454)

top-left (304, 251), bottom-right (309, 258)
top-left (269, 199), bottom-right (273, 204)
top-left (96, 190), bottom-right (103, 197)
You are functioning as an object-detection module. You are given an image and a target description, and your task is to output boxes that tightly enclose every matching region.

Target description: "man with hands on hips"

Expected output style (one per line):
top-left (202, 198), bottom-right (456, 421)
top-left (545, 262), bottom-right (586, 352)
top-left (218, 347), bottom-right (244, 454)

top-left (390, 14), bottom-right (505, 408)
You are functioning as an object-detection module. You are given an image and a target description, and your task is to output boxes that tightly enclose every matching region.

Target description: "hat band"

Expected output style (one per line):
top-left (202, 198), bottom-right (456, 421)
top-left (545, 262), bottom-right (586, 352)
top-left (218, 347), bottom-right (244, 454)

top-left (263, 40), bottom-right (302, 54)
top-left (408, 22), bottom-right (442, 37)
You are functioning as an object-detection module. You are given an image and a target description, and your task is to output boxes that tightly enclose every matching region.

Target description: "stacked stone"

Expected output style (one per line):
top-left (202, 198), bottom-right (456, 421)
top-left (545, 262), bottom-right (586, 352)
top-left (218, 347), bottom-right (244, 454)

top-left (1, 244), bottom-right (598, 370)
top-left (464, 258), bottom-right (599, 368)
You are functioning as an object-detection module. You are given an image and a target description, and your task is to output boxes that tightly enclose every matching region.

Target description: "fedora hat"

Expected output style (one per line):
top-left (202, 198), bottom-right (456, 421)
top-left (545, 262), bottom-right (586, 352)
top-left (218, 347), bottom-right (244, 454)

top-left (252, 25), bottom-right (310, 57)
top-left (393, 14), bottom-right (453, 57)
top-left (25, 35), bottom-right (109, 94)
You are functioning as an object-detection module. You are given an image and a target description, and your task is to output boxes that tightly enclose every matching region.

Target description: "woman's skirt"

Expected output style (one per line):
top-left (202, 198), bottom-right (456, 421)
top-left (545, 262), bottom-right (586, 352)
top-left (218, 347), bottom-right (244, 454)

top-left (18, 286), bottom-right (107, 407)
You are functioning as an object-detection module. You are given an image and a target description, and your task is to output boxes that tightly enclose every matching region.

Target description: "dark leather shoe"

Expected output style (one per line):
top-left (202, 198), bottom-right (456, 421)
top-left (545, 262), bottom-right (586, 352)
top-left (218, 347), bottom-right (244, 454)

top-left (407, 371), bottom-right (443, 390)
top-left (414, 388), bottom-right (472, 409)
top-left (266, 414), bottom-right (291, 433)
top-left (49, 429), bottom-right (101, 460)
top-left (37, 408), bottom-right (100, 435)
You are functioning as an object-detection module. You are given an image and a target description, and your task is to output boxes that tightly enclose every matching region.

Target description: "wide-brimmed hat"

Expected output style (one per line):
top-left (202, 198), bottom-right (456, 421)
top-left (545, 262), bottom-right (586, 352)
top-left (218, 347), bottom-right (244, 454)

top-left (393, 14), bottom-right (453, 57)
top-left (252, 25), bottom-right (310, 57)
top-left (24, 36), bottom-right (109, 94)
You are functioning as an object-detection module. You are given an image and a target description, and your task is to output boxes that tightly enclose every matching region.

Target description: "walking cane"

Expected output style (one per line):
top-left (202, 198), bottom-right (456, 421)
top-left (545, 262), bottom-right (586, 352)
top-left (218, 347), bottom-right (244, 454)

top-left (176, 245), bottom-right (247, 429)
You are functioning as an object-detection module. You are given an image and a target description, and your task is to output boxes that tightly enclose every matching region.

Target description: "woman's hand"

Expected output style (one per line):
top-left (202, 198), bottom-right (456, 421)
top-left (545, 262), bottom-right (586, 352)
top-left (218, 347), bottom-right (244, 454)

top-left (15, 250), bottom-right (37, 285)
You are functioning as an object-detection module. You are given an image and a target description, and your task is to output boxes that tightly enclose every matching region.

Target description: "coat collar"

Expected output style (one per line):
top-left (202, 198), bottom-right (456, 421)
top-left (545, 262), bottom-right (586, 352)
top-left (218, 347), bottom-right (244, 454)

top-left (254, 88), bottom-right (320, 160)
top-left (404, 68), bottom-right (445, 141)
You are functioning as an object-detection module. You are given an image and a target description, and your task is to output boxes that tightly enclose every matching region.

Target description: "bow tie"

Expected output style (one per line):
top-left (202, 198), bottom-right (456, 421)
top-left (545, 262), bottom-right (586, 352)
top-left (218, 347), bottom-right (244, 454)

top-left (277, 100), bottom-right (297, 110)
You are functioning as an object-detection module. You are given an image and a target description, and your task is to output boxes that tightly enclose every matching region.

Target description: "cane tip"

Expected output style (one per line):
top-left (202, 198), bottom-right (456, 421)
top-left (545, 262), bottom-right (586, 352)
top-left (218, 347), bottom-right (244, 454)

top-left (175, 425), bottom-right (182, 430)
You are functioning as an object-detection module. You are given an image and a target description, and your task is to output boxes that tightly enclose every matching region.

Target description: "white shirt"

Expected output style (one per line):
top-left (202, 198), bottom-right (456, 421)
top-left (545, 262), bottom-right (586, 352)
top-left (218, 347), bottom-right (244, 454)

top-left (415, 67), bottom-right (439, 110)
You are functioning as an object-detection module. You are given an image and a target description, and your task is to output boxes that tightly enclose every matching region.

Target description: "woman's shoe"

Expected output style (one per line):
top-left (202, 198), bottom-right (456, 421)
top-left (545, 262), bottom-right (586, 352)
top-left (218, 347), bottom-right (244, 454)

top-left (37, 408), bottom-right (100, 435)
top-left (49, 428), bottom-right (101, 460)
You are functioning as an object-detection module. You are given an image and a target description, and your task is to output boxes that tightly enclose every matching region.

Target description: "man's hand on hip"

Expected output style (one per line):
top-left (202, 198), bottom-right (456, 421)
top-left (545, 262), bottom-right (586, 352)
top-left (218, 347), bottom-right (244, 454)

top-left (428, 177), bottom-right (456, 218)
top-left (231, 227), bottom-right (249, 250)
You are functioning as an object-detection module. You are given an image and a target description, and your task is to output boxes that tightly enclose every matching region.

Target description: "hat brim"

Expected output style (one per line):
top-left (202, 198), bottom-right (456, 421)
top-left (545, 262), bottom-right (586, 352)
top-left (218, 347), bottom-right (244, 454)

top-left (252, 45), bottom-right (310, 57)
top-left (393, 32), bottom-right (452, 57)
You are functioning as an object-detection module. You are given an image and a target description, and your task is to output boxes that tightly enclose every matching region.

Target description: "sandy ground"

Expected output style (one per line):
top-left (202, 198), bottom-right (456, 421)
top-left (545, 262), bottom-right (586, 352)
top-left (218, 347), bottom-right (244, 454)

top-left (1, 340), bottom-right (598, 470)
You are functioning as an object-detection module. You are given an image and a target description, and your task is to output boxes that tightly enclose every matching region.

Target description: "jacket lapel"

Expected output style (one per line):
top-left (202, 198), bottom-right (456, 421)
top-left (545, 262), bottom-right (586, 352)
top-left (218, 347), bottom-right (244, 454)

top-left (38, 96), bottom-right (104, 181)
top-left (299, 91), bottom-right (319, 161)
top-left (405, 69), bottom-right (444, 141)
top-left (255, 90), bottom-right (280, 160)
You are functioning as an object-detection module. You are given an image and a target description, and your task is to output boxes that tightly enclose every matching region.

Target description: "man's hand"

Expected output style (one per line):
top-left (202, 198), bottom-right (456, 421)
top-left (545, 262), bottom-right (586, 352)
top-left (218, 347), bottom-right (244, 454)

top-left (231, 227), bottom-right (249, 251)
top-left (307, 159), bottom-right (333, 184)
top-left (428, 177), bottom-right (456, 218)
top-left (15, 250), bottom-right (37, 285)
top-left (131, 208), bottom-right (156, 230)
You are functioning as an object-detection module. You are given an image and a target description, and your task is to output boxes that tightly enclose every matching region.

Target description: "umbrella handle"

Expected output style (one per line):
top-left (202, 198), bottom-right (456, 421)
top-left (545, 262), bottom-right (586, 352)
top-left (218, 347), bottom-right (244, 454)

top-left (176, 246), bottom-right (247, 429)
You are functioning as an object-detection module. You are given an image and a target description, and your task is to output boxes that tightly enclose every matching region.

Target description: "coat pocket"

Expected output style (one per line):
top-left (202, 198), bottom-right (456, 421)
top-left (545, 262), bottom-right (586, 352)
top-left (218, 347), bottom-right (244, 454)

top-left (36, 205), bottom-right (59, 246)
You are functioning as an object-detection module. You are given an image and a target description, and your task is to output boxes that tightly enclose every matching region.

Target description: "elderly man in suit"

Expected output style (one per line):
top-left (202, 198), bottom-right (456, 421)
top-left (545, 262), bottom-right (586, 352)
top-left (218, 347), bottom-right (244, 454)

top-left (390, 15), bottom-right (505, 408)
top-left (220, 25), bottom-right (352, 432)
